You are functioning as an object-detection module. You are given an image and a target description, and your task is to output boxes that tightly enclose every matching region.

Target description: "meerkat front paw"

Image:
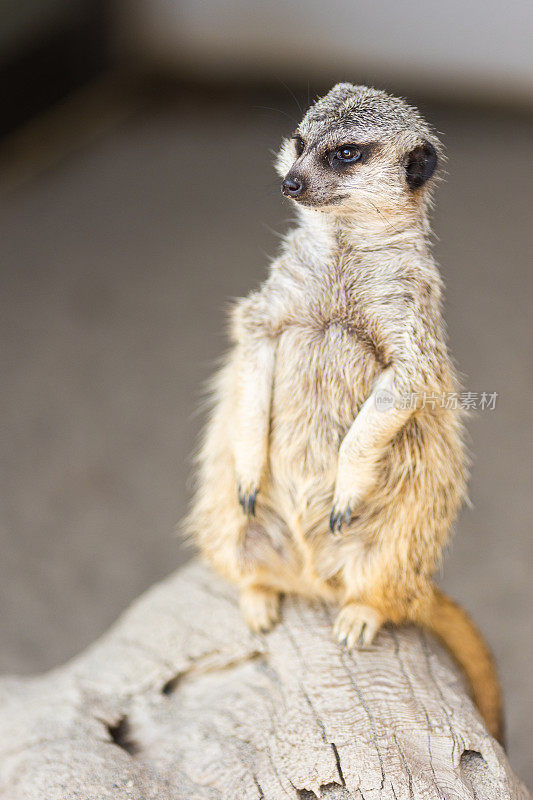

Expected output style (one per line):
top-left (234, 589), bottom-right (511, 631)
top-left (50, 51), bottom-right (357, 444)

top-left (330, 461), bottom-right (377, 533)
top-left (329, 485), bottom-right (365, 533)
top-left (240, 586), bottom-right (280, 633)
top-left (334, 602), bottom-right (383, 649)
top-left (237, 483), bottom-right (258, 516)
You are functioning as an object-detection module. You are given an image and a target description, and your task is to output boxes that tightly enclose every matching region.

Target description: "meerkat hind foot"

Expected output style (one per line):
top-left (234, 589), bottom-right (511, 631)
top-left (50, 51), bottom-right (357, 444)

top-left (240, 586), bottom-right (280, 634)
top-left (334, 602), bottom-right (384, 650)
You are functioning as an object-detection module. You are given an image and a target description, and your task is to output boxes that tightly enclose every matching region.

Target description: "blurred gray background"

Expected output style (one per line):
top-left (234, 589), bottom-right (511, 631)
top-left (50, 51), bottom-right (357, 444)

top-left (0, 0), bottom-right (532, 788)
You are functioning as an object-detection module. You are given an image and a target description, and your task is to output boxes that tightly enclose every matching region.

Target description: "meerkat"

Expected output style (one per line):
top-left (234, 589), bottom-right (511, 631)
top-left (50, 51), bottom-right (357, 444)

top-left (186, 83), bottom-right (503, 742)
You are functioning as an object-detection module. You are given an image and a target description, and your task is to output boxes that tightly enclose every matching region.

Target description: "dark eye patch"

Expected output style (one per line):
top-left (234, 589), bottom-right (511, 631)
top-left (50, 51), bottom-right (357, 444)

top-left (291, 134), bottom-right (305, 156)
top-left (326, 142), bottom-right (378, 169)
top-left (333, 146), bottom-right (361, 163)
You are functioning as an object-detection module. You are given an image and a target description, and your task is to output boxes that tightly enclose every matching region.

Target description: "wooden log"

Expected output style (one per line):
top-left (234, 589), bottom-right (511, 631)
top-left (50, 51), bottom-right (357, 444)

top-left (0, 560), bottom-right (529, 799)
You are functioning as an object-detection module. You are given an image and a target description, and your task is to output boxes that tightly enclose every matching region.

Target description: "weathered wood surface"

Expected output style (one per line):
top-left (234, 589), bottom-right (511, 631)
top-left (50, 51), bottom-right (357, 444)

top-left (0, 560), bottom-right (529, 799)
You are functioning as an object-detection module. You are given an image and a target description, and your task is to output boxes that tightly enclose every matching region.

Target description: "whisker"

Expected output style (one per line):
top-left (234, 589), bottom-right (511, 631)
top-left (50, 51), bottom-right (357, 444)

top-left (274, 77), bottom-right (303, 115)
top-left (261, 222), bottom-right (285, 239)
top-left (353, 191), bottom-right (408, 236)
top-left (252, 106), bottom-right (299, 125)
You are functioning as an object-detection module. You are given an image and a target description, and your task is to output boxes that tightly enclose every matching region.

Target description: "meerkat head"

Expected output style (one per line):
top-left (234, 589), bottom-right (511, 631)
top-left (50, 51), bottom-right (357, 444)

top-left (276, 83), bottom-right (442, 218)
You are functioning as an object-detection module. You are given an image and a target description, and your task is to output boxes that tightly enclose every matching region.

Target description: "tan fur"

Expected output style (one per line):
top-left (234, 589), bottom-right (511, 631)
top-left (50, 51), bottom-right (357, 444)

top-left (185, 84), bottom-right (503, 742)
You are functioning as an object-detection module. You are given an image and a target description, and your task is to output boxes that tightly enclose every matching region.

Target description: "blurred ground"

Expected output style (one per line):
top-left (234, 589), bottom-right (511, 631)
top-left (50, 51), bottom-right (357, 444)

top-left (0, 84), bottom-right (531, 783)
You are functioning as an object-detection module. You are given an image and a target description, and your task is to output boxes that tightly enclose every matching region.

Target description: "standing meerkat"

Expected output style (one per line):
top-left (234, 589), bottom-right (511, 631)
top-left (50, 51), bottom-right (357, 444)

top-left (186, 83), bottom-right (503, 742)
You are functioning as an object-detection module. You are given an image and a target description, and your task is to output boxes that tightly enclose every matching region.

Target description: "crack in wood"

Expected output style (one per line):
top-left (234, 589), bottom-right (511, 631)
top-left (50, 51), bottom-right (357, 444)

top-left (253, 774), bottom-right (266, 799)
top-left (106, 716), bottom-right (139, 756)
top-left (393, 733), bottom-right (414, 800)
top-left (331, 742), bottom-right (346, 787)
top-left (418, 628), bottom-right (458, 758)
top-left (161, 649), bottom-right (266, 696)
top-left (342, 649), bottom-right (386, 791)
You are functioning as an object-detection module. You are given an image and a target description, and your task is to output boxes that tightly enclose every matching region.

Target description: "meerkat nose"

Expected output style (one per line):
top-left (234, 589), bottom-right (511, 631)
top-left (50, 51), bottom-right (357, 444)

top-left (282, 176), bottom-right (303, 197)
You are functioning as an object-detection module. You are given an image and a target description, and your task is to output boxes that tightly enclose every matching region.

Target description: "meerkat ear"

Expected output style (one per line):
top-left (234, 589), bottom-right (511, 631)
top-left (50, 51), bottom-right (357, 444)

top-left (405, 140), bottom-right (438, 190)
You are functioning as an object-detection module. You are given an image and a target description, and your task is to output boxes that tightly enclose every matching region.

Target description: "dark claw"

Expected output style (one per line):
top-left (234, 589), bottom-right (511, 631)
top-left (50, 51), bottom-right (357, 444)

top-left (357, 622), bottom-right (368, 647)
top-left (329, 510), bottom-right (344, 535)
top-left (238, 486), bottom-right (257, 517)
top-left (247, 490), bottom-right (257, 516)
top-left (330, 505), bottom-right (356, 535)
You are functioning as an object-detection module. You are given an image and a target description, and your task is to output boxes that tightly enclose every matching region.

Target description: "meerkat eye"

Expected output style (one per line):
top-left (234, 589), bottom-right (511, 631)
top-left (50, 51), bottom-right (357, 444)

top-left (292, 134), bottom-right (305, 156)
top-left (333, 146), bottom-right (361, 164)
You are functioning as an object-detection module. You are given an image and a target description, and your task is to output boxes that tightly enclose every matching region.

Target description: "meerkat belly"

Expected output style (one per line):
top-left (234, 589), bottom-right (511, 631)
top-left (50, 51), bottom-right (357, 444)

top-left (267, 321), bottom-right (379, 520)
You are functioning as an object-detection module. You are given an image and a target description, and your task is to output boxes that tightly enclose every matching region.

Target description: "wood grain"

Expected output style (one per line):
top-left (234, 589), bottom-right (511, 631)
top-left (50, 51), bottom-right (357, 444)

top-left (0, 561), bottom-right (528, 799)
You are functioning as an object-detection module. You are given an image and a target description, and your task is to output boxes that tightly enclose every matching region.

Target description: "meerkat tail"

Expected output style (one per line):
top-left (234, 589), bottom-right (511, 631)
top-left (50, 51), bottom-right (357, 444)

top-left (423, 587), bottom-right (504, 746)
